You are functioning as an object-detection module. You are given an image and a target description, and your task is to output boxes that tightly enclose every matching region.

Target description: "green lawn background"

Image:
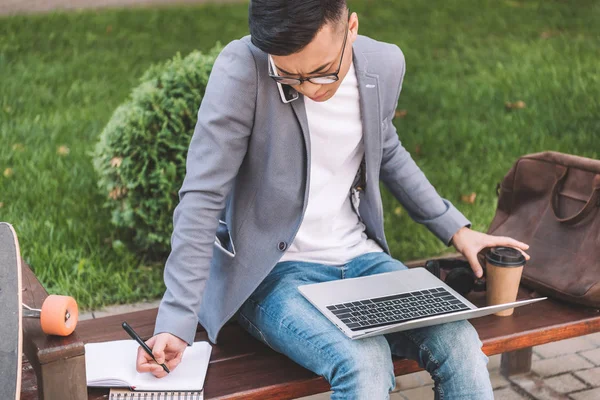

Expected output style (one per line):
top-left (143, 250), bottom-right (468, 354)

top-left (1, 0), bottom-right (598, 309)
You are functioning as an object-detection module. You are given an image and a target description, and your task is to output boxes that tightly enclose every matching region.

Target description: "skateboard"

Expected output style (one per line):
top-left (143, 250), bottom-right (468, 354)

top-left (0, 222), bottom-right (79, 400)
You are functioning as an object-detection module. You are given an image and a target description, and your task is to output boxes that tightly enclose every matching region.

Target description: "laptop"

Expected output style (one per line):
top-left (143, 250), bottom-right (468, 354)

top-left (298, 267), bottom-right (546, 340)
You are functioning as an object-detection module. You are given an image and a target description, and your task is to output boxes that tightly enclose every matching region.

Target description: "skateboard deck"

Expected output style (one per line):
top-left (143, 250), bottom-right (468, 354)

top-left (0, 222), bottom-right (23, 400)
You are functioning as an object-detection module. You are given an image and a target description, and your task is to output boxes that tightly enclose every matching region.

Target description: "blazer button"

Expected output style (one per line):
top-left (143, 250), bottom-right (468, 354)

top-left (278, 241), bottom-right (287, 251)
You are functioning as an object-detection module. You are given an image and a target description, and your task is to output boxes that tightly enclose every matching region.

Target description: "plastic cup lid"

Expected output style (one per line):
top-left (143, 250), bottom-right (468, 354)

top-left (485, 246), bottom-right (526, 267)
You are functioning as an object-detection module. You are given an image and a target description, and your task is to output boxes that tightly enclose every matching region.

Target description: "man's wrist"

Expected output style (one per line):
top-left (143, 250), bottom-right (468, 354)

top-left (450, 226), bottom-right (470, 248)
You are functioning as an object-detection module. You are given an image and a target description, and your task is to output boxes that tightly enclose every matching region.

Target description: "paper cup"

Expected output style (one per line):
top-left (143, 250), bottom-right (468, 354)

top-left (485, 247), bottom-right (526, 316)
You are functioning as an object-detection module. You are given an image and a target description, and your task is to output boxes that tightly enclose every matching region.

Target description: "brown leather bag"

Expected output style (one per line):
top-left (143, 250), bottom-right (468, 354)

top-left (487, 151), bottom-right (600, 308)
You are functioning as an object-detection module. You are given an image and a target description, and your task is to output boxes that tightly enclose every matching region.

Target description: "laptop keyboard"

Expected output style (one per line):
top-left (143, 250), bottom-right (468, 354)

top-left (326, 287), bottom-right (470, 331)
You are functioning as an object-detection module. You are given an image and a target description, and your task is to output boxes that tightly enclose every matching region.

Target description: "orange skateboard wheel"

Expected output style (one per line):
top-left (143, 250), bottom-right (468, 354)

top-left (40, 295), bottom-right (79, 336)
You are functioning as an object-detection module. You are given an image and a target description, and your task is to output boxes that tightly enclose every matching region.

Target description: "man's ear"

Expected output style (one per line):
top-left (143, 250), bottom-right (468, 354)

top-left (349, 12), bottom-right (359, 43)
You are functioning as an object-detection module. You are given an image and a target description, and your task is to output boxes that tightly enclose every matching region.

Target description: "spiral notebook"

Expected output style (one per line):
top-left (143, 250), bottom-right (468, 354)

top-left (109, 388), bottom-right (203, 399)
top-left (85, 339), bottom-right (211, 397)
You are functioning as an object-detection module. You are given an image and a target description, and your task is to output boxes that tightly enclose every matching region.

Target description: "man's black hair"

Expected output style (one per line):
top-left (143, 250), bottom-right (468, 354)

top-left (249, 0), bottom-right (347, 56)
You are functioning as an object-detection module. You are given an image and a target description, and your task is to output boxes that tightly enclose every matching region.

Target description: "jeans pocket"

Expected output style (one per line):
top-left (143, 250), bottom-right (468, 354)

top-left (238, 312), bottom-right (272, 349)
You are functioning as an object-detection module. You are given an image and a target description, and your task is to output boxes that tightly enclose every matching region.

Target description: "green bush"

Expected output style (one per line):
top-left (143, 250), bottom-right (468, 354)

top-left (93, 43), bottom-right (223, 257)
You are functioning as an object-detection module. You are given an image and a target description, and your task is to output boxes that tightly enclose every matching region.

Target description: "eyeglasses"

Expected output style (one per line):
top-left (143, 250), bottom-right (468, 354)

top-left (268, 22), bottom-right (349, 86)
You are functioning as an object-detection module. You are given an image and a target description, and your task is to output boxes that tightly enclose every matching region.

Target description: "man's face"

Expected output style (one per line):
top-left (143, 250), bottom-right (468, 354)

top-left (271, 12), bottom-right (359, 102)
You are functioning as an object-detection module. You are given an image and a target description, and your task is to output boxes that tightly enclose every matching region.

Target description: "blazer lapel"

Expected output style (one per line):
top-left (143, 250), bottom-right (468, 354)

top-left (353, 47), bottom-right (382, 188)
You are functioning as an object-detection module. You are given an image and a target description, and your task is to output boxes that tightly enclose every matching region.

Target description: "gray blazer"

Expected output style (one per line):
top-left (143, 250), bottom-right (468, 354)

top-left (154, 35), bottom-right (470, 345)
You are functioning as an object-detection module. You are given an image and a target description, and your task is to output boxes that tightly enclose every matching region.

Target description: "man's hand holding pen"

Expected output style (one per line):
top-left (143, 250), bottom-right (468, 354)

top-left (134, 331), bottom-right (188, 378)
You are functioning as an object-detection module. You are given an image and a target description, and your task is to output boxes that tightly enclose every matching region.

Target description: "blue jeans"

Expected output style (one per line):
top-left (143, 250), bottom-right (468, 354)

top-left (237, 252), bottom-right (494, 400)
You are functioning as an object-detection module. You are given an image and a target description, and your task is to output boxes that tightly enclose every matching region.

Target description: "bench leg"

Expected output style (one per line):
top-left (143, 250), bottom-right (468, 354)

top-left (38, 355), bottom-right (88, 400)
top-left (500, 347), bottom-right (532, 377)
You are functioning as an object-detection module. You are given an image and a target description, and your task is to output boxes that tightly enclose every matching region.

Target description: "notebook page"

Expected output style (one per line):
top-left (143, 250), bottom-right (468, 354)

top-left (132, 341), bottom-right (212, 391)
top-left (85, 340), bottom-right (138, 386)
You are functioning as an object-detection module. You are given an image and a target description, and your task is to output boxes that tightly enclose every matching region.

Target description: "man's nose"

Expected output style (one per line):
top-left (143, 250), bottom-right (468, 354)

top-left (298, 81), bottom-right (322, 98)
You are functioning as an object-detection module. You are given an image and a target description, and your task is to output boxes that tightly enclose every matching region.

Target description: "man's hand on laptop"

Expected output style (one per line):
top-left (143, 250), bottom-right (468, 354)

top-left (451, 227), bottom-right (530, 278)
top-left (136, 332), bottom-right (188, 378)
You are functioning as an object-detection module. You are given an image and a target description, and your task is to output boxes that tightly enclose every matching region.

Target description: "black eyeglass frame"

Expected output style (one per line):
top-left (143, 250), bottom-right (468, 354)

top-left (268, 18), bottom-right (350, 86)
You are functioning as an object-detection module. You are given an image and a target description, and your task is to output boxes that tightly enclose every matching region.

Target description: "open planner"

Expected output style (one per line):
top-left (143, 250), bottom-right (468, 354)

top-left (85, 339), bottom-right (211, 399)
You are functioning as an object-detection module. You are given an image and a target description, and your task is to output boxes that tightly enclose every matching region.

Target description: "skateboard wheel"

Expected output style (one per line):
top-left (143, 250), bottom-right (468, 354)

top-left (40, 295), bottom-right (79, 336)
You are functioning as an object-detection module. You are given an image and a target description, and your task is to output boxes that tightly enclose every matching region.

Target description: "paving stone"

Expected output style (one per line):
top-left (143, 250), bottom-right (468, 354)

top-left (574, 367), bottom-right (600, 386)
top-left (493, 387), bottom-right (528, 400)
top-left (488, 353), bottom-right (501, 370)
top-left (0, 0), bottom-right (240, 16)
top-left (490, 369), bottom-right (511, 389)
top-left (397, 385), bottom-right (435, 400)
top-left (579, 348), bottom-right (600, 366)
top-left (535, 337), bottom-right (597, 359)
top-left (510, 372), bottom-right (570, 400)
top-left (569, 387), bottom-right (600, 400)
top-left (543, 373), bottom-right (587, 394)
top-left (91, 299), bottom-right (161, 318)
top-left (532, 354), bottom-right (594, 377)
top-left (78, 311), bottom-right (94, 321)
top-left (583, 332), bottom-right (600, 347)
top-left (395, 370), bottom-right (433, 390)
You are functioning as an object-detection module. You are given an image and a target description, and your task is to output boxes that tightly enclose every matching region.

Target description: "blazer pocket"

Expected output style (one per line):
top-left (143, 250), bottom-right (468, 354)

top-left (214, 219), bottom-right (236, 258)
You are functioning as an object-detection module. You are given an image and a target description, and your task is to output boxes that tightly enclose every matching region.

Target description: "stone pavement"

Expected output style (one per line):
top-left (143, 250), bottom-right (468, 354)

top-left (79, 299), bottom-right (161, 320)
top-left (83, 301), bottom-right (600, 399)
top-left (0, 0), bottom-right (240, 16)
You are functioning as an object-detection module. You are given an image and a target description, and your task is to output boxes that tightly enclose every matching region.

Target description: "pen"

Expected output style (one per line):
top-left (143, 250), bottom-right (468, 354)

top-left (122, 321), bottom-right (170, 374)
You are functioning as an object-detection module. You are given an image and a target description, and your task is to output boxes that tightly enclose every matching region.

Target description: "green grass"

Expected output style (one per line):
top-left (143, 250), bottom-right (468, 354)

top-left (1, 0), bottom-right (599, 309)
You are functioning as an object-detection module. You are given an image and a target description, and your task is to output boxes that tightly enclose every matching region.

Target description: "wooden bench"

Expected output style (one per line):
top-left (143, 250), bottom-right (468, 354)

top-left (20, 258), bottom-right (600, 400)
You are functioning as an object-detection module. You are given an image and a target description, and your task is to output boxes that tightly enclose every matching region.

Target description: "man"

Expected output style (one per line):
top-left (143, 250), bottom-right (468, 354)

top-left (137, 1), bottom-right (530, 398)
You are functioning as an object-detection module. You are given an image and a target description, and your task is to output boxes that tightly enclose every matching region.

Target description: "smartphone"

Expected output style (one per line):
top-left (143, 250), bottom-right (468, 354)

top-left (269, 55), bottom-right (299, 104)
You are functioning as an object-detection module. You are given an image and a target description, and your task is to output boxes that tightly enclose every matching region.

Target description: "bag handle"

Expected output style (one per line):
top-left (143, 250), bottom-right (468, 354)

top-left (551, 167), bottom-right (600, 225)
